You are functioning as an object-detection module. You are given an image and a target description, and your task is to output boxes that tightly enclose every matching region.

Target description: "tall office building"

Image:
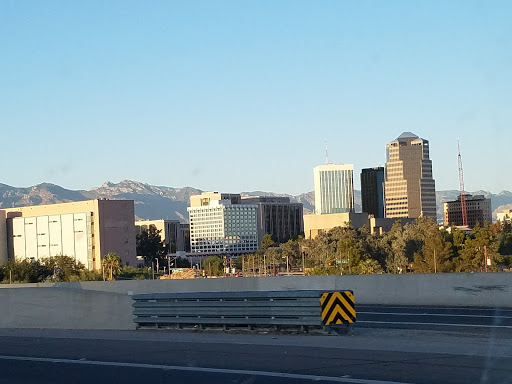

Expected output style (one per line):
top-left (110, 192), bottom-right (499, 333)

top-left (361, 167), bottom-right (385, 218)
top-left (313, 164), bottom-right (354, 214)
top-left (241, 196), bottom-right (304, 243)
top-left (384, 132), bottom-right (436, 219)
top-left (188, 192), bottom-right (259, 256)
top-left (187, 192), bottom-right (303, 255)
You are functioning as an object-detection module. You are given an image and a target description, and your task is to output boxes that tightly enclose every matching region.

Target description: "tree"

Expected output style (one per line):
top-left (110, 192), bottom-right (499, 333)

top-left (337, 237), bottom-right (363, 274)
top-left (264, 247), bottom-right (282, 275)
top-left (382, 220), bottom-right (409, 273)
top-left (455, 224), bottom-right (502, 272)
top-left (203, 256), bottom-right (224, 277)
top-left (449, 226), bottom-right (470, 259)
top-left (497, 220), bottom-right (512, 257)
top-left (259, 234), bottom-right (276, 250)
top-left (102, 253), bottom-right (122, 281)
top-left (0, 259), bottom-right (50, 283)
top-left (39, 255), bottom-right (86, 281)
top-left (359, 259), bottom-right (383, 274)
top-left (280, 239), bottom-right (301, 269)
top-left (406, 217), bottom-right (454, 273)
top-left (119, 265), bottom-right (149, 280)
top-left (411, 234), bottom-right (453, 273)
top-left (136, 226), bottom-right (167, 267)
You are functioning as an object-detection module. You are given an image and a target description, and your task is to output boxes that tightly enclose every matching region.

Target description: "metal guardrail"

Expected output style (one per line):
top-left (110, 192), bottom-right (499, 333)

top-left (132, 290), bottom-right (356, 331)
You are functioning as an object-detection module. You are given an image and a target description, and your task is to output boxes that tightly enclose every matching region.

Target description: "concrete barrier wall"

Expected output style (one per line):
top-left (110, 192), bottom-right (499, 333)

top-left (0, 273), bottom-right (510, 330)
top-left (0, 288), bottom-right (135, 330)
top-left (2, 273), bottom-right (510, 308)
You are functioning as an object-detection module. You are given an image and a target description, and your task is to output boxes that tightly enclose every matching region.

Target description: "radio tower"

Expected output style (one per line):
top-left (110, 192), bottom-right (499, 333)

top-left (457, 140), bottom-right (468, 226)
top-left (325, 137), bottom-right (329, 164)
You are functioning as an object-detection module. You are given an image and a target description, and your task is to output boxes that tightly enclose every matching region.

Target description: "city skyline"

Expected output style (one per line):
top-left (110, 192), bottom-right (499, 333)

top-left (1, 1), bottom-right (511, 195)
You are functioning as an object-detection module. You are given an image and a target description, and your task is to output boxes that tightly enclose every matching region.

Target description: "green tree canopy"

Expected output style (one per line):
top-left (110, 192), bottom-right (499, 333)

top-left (259, 234), bottom-right (276, 250)
top-left (455, 224), bottom-right (502, 272)
top-left (203, 256), bottom-right (224, 277)
top-left (102, 253), bottom-right (122, 281)
top-left (39, 255), bottom-right (86, 281)
top-left (136, 226), bottom-right (167, 266)
top-left (382, 220), bottom-right (408, 273)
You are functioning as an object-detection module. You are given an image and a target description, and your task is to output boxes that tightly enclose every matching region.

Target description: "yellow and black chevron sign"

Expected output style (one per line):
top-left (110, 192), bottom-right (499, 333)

top-left (320, 291), bottom-right (356, 325)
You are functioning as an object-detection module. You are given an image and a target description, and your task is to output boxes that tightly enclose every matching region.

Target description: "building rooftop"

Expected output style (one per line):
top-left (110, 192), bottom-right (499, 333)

top-left (449, 194), bottom-right (488, 202)
top-left (397, 132), bottom-right (419, 140)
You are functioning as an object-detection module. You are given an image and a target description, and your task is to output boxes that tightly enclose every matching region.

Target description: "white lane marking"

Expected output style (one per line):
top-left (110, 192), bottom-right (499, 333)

top-left (0, 354), bottom-right (414, 384)
top-left (357, 306), bottom-right (512, 313)
top-left (359, 312), bottom-right (512, 319)
top-left (358, 321), bottom-right (512, 329)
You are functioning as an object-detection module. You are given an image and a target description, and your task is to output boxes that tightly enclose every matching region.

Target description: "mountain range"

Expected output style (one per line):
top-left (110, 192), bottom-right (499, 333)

top-left (0, 180), bottom-right (511, 222)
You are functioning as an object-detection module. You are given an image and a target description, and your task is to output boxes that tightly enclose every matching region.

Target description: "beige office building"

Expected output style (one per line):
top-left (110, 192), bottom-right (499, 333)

top-left (190, 192), bottom-right (241, 208)
top-left (497, 209), bottom-right (512, 223)
top-left (303, 212), bottom-right (368, 239)
top-left (0, 199), bottom-right (137, 270)
top-left (384, 132), bottom-right (436, 219)
top-left (303, 213), bottom-right (412, 239)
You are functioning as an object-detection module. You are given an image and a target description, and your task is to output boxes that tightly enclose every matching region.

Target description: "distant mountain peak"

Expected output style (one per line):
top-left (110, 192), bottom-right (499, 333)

top-left (0, 180), bottom-right (510, 222)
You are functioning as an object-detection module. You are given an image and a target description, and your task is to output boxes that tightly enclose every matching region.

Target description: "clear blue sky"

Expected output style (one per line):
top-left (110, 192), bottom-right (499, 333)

top-left (1, 0), bottom-right (510, 195)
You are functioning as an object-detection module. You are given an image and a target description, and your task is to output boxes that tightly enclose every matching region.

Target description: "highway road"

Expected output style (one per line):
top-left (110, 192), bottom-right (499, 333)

top-left (356, 305), bottom-right (512, 331)
top-left (0, 305), bottom-right (511, 384)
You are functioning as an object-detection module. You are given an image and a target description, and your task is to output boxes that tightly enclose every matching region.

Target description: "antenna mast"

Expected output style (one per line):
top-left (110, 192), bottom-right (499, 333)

top-left (457, 140), bottom-right (468, 226)
top-left (325, 137), bottom-right (329, 164)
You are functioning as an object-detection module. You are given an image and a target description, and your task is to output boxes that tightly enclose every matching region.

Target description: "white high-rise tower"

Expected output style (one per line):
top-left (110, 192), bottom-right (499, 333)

top-left (313, 164), bottom-right (354, 215)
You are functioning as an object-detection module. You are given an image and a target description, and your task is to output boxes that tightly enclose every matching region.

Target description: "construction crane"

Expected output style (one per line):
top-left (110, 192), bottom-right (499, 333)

top-left (458, 140), bottom-right (468, 226)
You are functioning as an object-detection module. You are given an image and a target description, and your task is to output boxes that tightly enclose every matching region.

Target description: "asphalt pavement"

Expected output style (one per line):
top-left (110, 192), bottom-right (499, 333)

top-left (0, 314), bottom-right (510, 384)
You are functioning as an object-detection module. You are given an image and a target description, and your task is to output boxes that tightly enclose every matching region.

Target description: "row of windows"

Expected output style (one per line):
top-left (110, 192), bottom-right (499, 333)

top-left (385, 197), bottom-right (408, 202)
top-left (385, 202), bottom-right (408, 207)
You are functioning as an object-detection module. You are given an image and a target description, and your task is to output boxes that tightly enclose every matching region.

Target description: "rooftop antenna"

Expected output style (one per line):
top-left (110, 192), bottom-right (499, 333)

top-left (325, 137), bottom-right (329, 164)
top-left (457, 139), bottom-right (468, 226)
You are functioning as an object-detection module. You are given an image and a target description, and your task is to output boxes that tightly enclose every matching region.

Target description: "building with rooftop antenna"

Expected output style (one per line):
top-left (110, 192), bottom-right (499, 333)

top-left (313, 164), bottom-right (354, 215)
top-left (384, 132), bottom-right (436, 219)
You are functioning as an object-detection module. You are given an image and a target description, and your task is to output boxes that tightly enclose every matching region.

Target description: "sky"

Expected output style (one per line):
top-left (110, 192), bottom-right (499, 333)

top-left (0, 0), bottom-right (511, 195)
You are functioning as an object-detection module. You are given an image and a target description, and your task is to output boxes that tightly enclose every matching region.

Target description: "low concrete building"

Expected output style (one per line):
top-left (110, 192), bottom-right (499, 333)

top-left (368, 217), bottom-right (415, 236)
top-left (304, 212), bottom-right (412, 239)
top-left (497, 209), bottom-right (512, 223)
top-left (0, 199), bottom-right (137, 270)
top-left (443, 194), bottom-right (492, 228)
top-left (303, 212), bottom-right (369, 239)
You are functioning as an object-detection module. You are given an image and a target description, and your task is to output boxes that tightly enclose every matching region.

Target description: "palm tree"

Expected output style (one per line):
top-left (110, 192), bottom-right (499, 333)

top-left (102, 253), bottom-right (121, 281)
